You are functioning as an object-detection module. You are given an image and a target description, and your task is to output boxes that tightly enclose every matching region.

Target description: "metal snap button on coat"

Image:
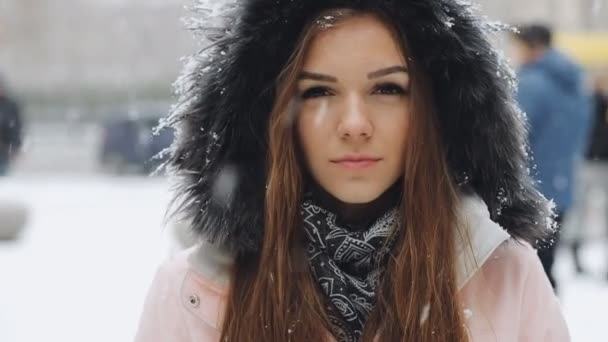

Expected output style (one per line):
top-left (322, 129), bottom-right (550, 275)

top-left (188, 294), bottom-right (200, 308)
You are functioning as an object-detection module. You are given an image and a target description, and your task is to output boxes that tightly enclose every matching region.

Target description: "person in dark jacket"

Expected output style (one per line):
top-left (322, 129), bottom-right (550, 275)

top-left (587, 76), bottom-right (608, 161)
top-left (570, 74), bottom-right (608, 277)
top-left (512, 24), bottom-right (592, 290)
top-left (0, 77), bottom-right (23, 176)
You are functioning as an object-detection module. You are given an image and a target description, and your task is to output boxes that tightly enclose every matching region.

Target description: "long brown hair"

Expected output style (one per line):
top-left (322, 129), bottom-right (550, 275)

top-left (220, 9), bottom-right (469, 341)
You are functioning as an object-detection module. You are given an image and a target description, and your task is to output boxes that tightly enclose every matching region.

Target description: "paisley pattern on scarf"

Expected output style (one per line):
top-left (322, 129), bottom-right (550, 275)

top-left (301, 199), bottom-right (400, 341)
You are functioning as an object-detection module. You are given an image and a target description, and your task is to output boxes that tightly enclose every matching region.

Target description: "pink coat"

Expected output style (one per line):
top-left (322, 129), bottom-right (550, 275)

top-left (135, 196), bottom-right (570, 341)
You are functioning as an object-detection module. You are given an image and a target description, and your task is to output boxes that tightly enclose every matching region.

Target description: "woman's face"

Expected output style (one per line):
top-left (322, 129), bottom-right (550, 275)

top-left (296, 15), bottom-right (410, 204)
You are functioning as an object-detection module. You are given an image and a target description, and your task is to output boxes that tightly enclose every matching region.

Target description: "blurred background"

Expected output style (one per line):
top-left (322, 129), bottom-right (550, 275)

top-left (0, 0), bottom-right (607, 341)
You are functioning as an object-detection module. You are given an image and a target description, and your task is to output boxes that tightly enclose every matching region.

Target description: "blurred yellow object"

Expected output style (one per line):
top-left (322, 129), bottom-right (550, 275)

top-left (555, 32), bottom-right (608, 68)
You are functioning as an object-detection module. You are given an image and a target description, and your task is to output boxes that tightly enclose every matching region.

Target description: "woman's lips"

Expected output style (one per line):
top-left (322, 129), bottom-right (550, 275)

top-left (331, 157), bottom-right (382, 169)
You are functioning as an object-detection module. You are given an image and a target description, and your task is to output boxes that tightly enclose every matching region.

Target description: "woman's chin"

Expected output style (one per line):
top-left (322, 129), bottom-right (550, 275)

top-left (326, 185), bottom-right (386, 204)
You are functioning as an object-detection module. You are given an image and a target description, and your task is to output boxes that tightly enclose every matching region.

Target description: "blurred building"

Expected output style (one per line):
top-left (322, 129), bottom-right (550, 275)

top-left (0, 0), bottom-right (607, 121)
top-left (478, 0), bottom-right (607, 31)
top-left (0, 0), bottom-right (193, 120)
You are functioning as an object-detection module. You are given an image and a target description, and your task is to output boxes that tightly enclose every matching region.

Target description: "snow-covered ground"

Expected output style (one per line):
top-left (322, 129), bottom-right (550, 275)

top-left (0, 176), bottom-right (175, 342)
top-left (0, 176), bottom-right (607, 342)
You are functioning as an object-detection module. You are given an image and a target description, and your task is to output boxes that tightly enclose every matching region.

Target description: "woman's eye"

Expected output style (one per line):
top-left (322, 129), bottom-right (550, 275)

top-left (373, 83), bottom-right (408, 95)
top-left (300, 86), bottom-right (333, 99)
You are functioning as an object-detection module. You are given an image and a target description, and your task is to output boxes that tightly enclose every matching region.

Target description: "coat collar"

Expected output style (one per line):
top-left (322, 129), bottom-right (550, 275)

top-left (454, 194), bottom-right (511, 289)
top-left (188, 194), bottom-right (511, 293)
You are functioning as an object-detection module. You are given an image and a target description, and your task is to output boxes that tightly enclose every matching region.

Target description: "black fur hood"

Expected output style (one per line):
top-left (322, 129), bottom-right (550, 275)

top-left (164, 0), bottom-right (553, 254)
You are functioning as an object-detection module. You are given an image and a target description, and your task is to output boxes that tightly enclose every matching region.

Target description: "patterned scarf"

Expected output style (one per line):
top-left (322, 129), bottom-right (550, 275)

top-left (301, 198), bottom-right (401, 342)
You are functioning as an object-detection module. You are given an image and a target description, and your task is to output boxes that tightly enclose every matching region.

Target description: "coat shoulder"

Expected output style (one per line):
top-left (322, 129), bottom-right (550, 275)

top-left (486, 239), bottom-right (541, 274)
top-left (471, 239), bottom-right (548, 297)
top-left (460, 240), bottom-right (570, 341)
top-left (460, 239), bottom-right (537, 300)
top-left (135, 247), bottom-right (228, 341)
top-left (135, 249), bottom-right (193, 341)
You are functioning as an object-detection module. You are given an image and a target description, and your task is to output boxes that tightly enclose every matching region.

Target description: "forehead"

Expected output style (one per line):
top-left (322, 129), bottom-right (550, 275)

top-left (302, 15), bottom-right (407, 70)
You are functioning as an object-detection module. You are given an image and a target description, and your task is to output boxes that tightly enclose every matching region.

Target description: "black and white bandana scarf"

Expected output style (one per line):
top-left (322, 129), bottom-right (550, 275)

top-left (301, 198), bottom-right (401, 342)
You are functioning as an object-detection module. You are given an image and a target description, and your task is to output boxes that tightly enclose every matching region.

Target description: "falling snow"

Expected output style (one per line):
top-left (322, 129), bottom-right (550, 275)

top-left (463, 308), bottom-right (473, 320)
top-left (211, 165), bottom-right (239, 207)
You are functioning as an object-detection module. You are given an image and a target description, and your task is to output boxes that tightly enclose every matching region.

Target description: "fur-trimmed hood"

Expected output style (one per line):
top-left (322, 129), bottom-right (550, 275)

top-left (165, 0), bottom-right (553, 254)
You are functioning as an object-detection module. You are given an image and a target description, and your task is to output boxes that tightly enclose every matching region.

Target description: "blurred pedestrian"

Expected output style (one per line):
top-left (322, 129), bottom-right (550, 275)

top-left (569, 73), bottom-right (608, 276)
top-left (0, 76), bottom-right (23, 176)
top-left (511, 24), bottom-right (593, 291)
top-left (136, 2), bottom-right (568, 342)
top-left (588, 75), bottom-right (608, 164)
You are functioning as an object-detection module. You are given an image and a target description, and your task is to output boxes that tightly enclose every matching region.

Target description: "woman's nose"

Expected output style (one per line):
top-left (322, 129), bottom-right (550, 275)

top-left (337, 94), bottom-right (373, 141)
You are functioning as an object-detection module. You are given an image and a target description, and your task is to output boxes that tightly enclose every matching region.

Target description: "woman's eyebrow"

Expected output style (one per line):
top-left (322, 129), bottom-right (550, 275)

top-left (367, 66), bottom-right (409, 79)
top-left (298, 66), bottom-right (408, 82)
top-left (298, 71), bottom-right (337, 82)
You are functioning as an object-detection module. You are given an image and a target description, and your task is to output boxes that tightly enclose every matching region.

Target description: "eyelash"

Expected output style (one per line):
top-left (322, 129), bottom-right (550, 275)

top-left (300, 82), bottom-right (409, 100)
top-left (301, 86), bottom-right (333, 99)
top-left (373, 83), bottom-right (408, 95)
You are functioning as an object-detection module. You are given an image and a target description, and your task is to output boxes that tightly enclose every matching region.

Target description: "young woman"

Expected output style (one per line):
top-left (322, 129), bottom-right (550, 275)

top-left (136, 1), bottom-right (569, 341)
